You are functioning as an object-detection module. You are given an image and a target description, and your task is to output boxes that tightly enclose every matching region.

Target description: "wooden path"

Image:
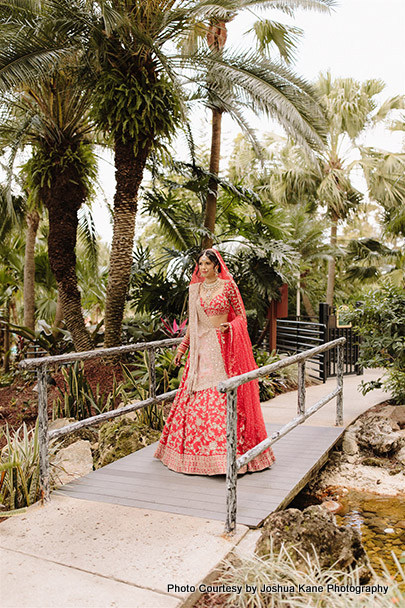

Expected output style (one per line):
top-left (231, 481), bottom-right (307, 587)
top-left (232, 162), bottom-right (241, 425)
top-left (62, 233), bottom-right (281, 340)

top-left (55, 423), bottom-right (343, 527)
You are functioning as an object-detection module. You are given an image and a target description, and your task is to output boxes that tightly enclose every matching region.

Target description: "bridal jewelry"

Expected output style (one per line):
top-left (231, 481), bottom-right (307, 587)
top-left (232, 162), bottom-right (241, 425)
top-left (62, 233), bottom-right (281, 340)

top-left (201, 277), bottom-right (220, 291)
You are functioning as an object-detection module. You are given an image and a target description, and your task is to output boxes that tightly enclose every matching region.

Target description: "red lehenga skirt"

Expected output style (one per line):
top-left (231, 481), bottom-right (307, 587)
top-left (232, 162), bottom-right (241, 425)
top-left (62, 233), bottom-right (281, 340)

top-left (154, 356), bottom-right (275, 475)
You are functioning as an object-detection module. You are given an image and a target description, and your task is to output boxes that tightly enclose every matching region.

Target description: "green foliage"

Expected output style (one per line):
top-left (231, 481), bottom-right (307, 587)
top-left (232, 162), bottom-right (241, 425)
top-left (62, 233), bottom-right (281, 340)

top-left (92, 68), bottom-right (181, 147)
top-left (129, 245), bottom-right (190, 319)
top-left (344, 284), bottom-right (405, 404)
top-left (52, 362), bottom-right (120, 421)
top-left (22, 141), bottom-right (97, 204)
top-left (119, 349), bottom-right (184, 431)
top-left (4, 319), bottom-right (73, 357)
top-left (0, 421), bottom-right (57, 515)
top-left (216, 540), bottom-right (404, 607)
top-left (252, 347), bottom-right (300, 401)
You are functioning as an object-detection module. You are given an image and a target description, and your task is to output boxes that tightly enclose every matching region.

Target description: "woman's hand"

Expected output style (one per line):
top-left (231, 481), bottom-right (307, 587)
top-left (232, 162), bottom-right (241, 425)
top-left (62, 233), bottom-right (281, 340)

top-left (174, 350), bottom-right (183, 366)
top-left (219, 322), bottom-right (230, 333)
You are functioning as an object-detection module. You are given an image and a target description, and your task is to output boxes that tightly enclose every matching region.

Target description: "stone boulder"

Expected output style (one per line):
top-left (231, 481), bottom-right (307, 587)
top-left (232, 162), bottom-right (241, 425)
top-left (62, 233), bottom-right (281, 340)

top-left (256, 505), bottom-right (371, 583)
top-left (49, 418), bottom-right (99, 449)
top-left (95, 417), bottom-right (161, 469)
top-left (356, 415), bottom-right (404, 456)
top-left (53, 439), bottom-right (93, 485)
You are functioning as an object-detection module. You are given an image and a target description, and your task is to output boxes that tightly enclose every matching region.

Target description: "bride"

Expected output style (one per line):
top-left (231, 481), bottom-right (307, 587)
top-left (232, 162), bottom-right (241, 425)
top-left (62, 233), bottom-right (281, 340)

top-left (154, 248), bottom-right (275, 475)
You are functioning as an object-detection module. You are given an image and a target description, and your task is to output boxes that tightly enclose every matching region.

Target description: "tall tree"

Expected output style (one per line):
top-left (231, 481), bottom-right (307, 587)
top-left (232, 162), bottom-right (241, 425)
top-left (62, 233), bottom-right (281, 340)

top-left (1, 0), bottom-right (329, 347)
top-left (315, 73), bottom-right (404, 305)
top-left (0, 57), bottom-right (97, 351)
top-left (197, 0), bottom-right (334, 247)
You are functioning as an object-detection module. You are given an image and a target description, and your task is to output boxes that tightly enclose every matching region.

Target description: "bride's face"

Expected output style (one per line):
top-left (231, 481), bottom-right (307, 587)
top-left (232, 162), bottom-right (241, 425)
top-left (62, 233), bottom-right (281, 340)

top-left (198, 256), bottom-right (217, 280)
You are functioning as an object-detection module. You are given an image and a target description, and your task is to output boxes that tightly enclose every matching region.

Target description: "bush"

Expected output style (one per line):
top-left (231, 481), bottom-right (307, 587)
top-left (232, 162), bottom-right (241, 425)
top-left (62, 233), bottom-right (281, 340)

top-left (252, 347), bottom-right (300, 401)
top-left (213, 541), bottom-right (404, 607)
top-left (343, 284), bottom-right (405, 404)
top-left (0, 421), bottom-right (57, 515)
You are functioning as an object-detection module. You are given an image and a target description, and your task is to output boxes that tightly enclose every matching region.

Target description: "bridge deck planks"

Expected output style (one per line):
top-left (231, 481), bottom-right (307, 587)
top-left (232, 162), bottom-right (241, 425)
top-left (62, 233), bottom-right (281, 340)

top-left (55, 423), bottom-right (343, 527)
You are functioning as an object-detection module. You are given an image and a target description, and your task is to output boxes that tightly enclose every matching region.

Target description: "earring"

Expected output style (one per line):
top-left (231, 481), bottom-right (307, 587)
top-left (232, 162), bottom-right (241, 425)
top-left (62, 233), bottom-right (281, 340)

top-left (215, 268), bottom-right (219, 276)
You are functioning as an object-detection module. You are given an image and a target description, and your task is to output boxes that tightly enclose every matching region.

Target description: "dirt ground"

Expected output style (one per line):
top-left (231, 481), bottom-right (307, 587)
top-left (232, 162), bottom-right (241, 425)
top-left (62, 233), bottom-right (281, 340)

top-left (0, 360), bottom-right (124, 448)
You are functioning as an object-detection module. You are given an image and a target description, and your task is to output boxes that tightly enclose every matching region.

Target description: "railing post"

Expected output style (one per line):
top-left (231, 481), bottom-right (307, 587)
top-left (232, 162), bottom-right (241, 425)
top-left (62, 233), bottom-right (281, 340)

top-left (225, 388), bottom-right (238, 535)
top-left (37, 366), bottom-right (50, 502)
top-left (149, 346), bottom-right (156, 399)
top-left (297, 361), bottom-right (306, 416)
top-left (336, 343), bottom-right (344, 426)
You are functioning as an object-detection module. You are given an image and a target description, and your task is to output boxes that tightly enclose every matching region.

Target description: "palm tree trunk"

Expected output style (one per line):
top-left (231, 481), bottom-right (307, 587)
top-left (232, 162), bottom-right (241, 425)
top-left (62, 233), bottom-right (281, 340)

top-left (202, 19), bottom-right (229, 250)
top-left (44, 167), bottom-right (93, 352)
top-left (300, 271), bottom-right (316, 319)
top-left (302, 291), bottom-right (316, 319)
top-left (104, 137), bottom-right (151, 348)
top-left (23, 210), bottom-right (40, 330)
top-left (202, 108), bottom-right (223, 249)
top-left (326, 217), bottom-right (338, 306)
top-left (52, 290), bottom-right (64, 337)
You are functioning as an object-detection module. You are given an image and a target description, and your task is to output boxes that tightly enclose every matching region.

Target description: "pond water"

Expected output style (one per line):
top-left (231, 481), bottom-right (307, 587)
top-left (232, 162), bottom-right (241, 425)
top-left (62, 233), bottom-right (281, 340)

top-left (334, 490), bottom-right (405, 579)
top-left (289, 489), bottom-right (405, 580)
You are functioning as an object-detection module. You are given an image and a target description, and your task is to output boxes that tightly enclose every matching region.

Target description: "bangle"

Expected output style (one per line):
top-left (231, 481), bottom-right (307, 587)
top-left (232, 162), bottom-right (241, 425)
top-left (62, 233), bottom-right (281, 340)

top-left (178, 336), bottom-right (190, 353)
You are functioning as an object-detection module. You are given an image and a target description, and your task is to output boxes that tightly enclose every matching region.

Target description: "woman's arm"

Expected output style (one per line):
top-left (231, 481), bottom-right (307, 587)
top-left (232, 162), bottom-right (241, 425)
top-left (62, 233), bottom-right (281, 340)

top-left (220, 280), bottom-right (246, 333)
top-left (226, 279), bottom-right (246, 319)
top-left (174, 325), bottom-right (189, 365)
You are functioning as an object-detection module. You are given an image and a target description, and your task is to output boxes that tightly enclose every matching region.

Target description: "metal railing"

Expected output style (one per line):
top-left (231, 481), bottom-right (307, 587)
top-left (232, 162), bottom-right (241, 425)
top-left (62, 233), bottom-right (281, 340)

top-left (217, 336), bottom-right (346, 535)
top-left (18, 337), bottom-right (182, 502)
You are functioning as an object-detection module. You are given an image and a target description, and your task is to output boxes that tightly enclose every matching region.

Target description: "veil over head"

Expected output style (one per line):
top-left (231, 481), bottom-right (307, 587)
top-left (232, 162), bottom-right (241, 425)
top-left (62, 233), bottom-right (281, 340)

top-left (190, 248), bottom-right (234, 283)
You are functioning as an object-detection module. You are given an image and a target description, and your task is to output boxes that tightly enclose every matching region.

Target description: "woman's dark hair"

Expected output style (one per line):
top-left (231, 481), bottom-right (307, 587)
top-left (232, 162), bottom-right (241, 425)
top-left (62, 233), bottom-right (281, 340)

top-left (197, 249), bottom-right (221, 273)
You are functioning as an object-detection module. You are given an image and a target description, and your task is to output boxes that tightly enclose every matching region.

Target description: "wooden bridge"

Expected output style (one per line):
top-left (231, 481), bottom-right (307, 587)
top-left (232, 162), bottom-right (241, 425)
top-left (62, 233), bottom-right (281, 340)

top-left (55, 423), bottom-right (342, 528)
top-left (1, 369), bottom-right (389, 608)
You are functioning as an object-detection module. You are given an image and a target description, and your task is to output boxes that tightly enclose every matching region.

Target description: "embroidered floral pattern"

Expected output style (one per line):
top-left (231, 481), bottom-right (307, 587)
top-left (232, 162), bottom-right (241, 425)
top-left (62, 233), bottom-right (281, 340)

top-left (154, 280), bottom-right (275, 476)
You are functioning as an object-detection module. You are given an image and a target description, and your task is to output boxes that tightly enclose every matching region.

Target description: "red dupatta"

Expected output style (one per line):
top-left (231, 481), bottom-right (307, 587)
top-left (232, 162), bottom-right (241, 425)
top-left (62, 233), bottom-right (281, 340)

top-left (190, 249), bottom-right (268, 451)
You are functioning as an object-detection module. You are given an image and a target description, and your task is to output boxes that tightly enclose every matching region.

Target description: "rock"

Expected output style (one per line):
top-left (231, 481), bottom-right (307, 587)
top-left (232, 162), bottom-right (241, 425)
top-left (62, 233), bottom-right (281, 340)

top-left (396, 447), bottom-right (405, 466)
top-left (53, 439), bottom-right (93, 485)
top-left (256, 505), bottom-right (371, 583)
top-left (50, 417), bottom-right (99, 450)
top-left (384, 528), bottom-right (395, 534)
top-left (49, 417), bottom-right (76, 431)
top-left (361, 457), bottom-right (385, 467)
top-left (95, 418), bottom-right (161, 469)
top-left (342, 431), bottom-right (359, 456)
top-left (356, 415), bottom-right (404, 456)
top-left (320, 500), bottom-right (342, 514)
top-left (391, 405), bottom-right (405, 428)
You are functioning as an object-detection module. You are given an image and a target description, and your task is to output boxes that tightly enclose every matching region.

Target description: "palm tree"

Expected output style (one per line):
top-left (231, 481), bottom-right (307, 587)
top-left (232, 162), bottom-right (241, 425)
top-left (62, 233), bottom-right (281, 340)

top-left (315, 73), bottom-right (404, 305)
top-left (183, 0), bottom-right (334, 248)
top-left (260, 74), bottom-right (404, 307)
top-left (0, 80), bottom-right (97, 351)
top-left (1, 0), bottom-right (329, 348)
top-left (0, 157), bottom-right (39, 331)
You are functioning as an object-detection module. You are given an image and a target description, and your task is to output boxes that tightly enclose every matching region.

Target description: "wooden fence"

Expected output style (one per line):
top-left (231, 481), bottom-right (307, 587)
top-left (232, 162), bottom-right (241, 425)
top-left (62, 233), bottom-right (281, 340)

top-left (19, 335), bottom-right (345, 533)
top-left (217, 336), bottom-right (346, 534)
top-left (18, 337), bottom-right (182, 502)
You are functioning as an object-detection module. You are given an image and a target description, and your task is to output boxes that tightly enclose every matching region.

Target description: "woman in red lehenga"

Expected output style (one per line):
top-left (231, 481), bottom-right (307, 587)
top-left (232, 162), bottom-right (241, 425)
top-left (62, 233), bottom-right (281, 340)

top-left (154, 248), bottom-right (275, 475)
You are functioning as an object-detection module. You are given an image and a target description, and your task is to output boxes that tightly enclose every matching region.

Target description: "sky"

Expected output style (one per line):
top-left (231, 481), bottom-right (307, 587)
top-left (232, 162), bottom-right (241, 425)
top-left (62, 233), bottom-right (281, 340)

top-left (93, 0), bottom-right (405, 244)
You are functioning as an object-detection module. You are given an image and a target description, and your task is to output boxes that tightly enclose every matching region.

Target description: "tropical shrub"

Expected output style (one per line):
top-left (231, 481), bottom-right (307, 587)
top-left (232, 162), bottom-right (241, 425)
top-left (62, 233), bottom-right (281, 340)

top-left (343, 284), bottom-right (405, 404)
top-left (214, 540), bottom-right (404, 608)
top-left (253, 348), bottom-right (300, 401)
top-left (119, 349), bottom-right (185, 431)
top-left (52, 361), bottom-right (121, 420)
top-left (0, 421), bottom-right (57, 515)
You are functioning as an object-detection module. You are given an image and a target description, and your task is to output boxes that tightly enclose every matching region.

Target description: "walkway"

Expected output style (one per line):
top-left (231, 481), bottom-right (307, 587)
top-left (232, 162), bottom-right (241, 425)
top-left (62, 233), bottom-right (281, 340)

top-left (0, 370), bottom-right (388, 608)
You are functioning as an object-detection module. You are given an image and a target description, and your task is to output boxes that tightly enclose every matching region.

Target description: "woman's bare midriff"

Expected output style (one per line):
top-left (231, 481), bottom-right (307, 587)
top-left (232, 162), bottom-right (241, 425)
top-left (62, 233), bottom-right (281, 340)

top-left (209, 314), bottom-right (228, 328)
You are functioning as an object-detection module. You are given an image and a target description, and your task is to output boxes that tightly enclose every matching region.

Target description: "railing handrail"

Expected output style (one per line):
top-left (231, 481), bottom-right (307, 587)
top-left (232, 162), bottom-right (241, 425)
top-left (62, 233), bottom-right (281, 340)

top-left (222, 336), bottom-right (346, 535)
top-left (217, 337), bottom-right (346, 393)
top-left (18, 337), bottom-right (183, 369)
top-left (26, 335), bottom-right (183, 503)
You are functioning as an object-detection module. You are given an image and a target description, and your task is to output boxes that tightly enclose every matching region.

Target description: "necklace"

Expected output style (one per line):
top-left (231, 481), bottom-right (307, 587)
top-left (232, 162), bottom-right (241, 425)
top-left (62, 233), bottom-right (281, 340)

top-left (201, 277), bottom-right (220, 291)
